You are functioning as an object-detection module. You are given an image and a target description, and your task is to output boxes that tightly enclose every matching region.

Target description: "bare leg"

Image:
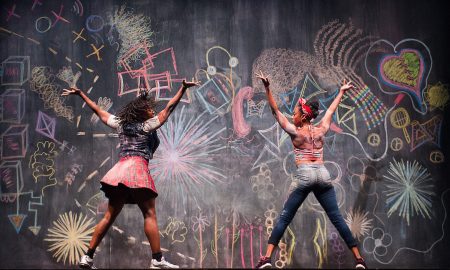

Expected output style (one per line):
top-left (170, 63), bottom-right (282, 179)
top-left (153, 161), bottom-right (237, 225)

top-left (264, 244), bottom-right (276, 258)
top-left (88, 197), bottom-right (125, 250)
top-left (138, 197), bottom-right (161, 253)
top-left (351, 246), bottom-right (363, 260)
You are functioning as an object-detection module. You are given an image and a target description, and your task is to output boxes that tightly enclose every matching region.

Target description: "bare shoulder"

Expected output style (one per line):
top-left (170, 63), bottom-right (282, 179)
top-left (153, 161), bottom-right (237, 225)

top-left (314, 123), bottom-right (328, 134)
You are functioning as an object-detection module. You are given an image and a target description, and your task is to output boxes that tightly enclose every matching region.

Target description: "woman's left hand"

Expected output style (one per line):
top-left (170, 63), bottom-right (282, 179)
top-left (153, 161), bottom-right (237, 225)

top-left (339, 79), bottom-right (355, 92)
top-left (61, 87), bottom-right (82, 96)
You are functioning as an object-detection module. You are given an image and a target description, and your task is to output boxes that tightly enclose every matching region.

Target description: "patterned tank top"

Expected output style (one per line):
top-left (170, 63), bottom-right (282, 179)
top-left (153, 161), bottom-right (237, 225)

top-left (294, 147), bottom-right (323, 163)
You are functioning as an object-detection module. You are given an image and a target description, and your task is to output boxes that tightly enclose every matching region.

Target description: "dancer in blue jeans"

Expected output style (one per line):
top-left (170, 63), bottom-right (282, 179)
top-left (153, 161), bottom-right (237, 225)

top-left (255, 71), bottom-right (367, 269)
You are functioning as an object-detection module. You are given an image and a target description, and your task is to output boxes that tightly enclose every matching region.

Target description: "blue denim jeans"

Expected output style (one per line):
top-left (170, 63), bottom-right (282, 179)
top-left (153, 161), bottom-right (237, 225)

top-left (268, 164), bottom-right (358, 249)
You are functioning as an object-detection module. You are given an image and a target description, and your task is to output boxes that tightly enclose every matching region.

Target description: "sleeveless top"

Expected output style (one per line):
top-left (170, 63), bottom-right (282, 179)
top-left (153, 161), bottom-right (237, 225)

top-left (107, 115), bottom-right (161, 160)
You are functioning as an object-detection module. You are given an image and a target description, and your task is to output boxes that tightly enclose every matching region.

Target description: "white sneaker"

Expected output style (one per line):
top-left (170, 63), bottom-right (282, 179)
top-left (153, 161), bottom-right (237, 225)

top-left (149, 256), bottom-right (179, 269)
top-left (79, 255), bottom-right (97, 269)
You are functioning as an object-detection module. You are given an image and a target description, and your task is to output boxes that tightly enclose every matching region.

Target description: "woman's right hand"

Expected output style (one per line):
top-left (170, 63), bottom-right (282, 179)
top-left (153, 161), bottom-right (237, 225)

top-left (182, 79), bottom-right (201, 88)
top-left (255, 70), bottom-right (270, 87)
top-left (61, 87), bottom-right (82, 96)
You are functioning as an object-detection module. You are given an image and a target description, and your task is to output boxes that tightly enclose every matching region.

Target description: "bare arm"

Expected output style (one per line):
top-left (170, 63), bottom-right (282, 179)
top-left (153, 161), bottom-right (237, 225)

top-left (256, 71), bottom-right (297, 136)
top-left (62, 87), bottom-right (112, 125)
top-left (157, 79), bottom-right (200, 125)
top-left (320, 79), bottom-right (355, 131)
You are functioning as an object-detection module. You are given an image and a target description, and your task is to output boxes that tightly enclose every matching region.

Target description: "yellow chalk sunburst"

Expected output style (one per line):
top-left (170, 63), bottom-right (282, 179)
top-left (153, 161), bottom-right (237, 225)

top-left (44, 211), bottom-right (95, 265)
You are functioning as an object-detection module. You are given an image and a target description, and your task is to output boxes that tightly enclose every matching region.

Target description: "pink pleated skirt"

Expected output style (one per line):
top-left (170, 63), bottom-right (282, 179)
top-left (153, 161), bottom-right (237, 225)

top-left (100, 156), bottom-right (157, 204)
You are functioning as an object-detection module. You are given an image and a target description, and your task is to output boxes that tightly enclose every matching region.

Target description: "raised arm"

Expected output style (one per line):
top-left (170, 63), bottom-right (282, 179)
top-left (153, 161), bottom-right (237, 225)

top-left (62, 87), bottom-right (112, 125)
top-left (320, 79), bottom-right (355, 131)
top-left (256, 71), bottom-right (296, 136)
top-left (157, 79), bottom-right (200, 125)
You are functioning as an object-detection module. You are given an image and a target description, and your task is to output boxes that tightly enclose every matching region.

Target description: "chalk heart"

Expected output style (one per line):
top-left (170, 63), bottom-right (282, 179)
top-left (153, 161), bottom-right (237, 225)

top-left (380, 49), bottom-right (424, 98)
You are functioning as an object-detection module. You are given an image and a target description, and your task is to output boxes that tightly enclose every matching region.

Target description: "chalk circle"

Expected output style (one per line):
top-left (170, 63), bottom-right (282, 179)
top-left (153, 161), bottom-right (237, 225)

top-left (331, 241), bottom-right (341, 251)
top-left (207, 65), bottom-right (217, 75)
top-left (390, 107), bottom-right (410, 128)
top-left (275, 260), bottom-right (286, 268)
top-left (346, 156), bottom-right (365, 176)
top-left (324, 161), bottom-right (342, 184)
top-left (35, 17), bottom-right (52, 33)
top-left (390, 137), bottom-right (403, 151)
top-left (264, 210), bottom-right (277, 219)
top-left (390, 107), bottom-right (411, 143)
top-left (367, 133), bottom-right (381, 147)
top-left (86, 15), bottom-right (105, 33)
top-left (257, 183), bottom-right (265, 191)
top-left (330, 234), bottom-right (344, 252)
top-left (229, 57), bottom-right (239, 67)
top-left (261, 175), bottom-right (271, 185)
top-left (430, 150), bottom-right (444, 163)
top-left (266, 182), bottom-right (274, 191)
top-left (330, 232), bottom-right (338, 240)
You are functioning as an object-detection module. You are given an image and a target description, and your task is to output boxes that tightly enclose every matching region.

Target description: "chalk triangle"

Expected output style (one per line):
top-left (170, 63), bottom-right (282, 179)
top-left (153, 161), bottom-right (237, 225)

top-left (8, 214), bottom-right (27, 233)
top-left (28, 226), bottom-right (41, 236)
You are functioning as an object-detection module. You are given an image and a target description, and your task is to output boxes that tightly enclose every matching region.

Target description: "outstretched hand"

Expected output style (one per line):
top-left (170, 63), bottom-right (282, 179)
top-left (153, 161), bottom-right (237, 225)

top-left (339, 79), bottom-right (355, 92)
top-left (182, 79), bottom-right (201, 88)
top-left (255, 70), bottom-right (270, 87)
top-left (61, 87), bottom-right (82, 96)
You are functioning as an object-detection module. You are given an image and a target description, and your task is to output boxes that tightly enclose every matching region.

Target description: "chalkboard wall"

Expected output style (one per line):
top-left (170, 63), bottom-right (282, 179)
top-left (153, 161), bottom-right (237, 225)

top-left (1, 0), bottom-right (449, 268)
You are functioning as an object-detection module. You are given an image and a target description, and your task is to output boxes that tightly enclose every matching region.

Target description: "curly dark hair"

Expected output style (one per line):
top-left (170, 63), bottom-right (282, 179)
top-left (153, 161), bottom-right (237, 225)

top-left (305, 99), bottom-right (319, 120)
top-left (116, 91), bottom-right (156, 126)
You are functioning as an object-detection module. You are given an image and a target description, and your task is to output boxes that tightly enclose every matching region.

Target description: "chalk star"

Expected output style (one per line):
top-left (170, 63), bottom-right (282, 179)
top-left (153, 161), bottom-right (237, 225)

top-left (86, 44), bottom-right (104, 61)
top-left (5, 4), bottom-right (21, 21)
top-left (51, 5), bottom-right (70, 27)
top-left (72, 28), bottom-right (86, 43)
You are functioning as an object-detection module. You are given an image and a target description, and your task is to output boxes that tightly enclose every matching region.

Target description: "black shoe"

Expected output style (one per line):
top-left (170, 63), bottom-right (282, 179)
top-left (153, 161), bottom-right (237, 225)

top-left (255, 256), bottom-right (272, 269)
top-left (355, 258), bottom-right (367, 269)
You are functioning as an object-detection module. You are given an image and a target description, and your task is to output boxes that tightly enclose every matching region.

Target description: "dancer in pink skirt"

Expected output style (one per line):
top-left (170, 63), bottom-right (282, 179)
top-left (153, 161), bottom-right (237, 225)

top-left (62, 79), bottom-right (199, 269)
